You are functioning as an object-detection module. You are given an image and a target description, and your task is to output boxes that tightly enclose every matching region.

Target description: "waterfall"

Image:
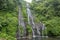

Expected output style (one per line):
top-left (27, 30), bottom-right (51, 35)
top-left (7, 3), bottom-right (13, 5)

top-left (26, 2), bottom-right (36, 37)
top-left (39, 22), bottom-right (45, 36)
top-left (15, 0), bottom-right (46, 39)
top-left (16, 1), bottom-right (26, 40)
top-left (16, 6), bottom-right (27, 40)
top-left (18, 6), bottom-right (26, 36)
top-left (26, 2), bottom-right (44, 37)
top-left (26, 2), bottom-right (46, 37)
top-left (35, 22), bottom-right (45, 37)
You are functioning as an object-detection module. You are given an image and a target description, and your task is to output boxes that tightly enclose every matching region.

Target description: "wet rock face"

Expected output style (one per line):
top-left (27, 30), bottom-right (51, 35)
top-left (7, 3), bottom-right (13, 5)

top-left (35, 22), bottom-right (45, 36)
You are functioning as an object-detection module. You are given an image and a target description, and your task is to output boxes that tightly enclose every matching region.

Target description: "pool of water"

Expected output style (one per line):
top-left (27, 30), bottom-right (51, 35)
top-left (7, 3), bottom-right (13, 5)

top-left (19, 37), bottom-right (60, 40)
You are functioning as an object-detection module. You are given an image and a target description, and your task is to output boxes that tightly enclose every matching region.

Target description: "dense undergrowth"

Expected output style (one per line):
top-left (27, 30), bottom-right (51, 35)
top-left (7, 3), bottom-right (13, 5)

top-left (0, 0), bottom-right (60, 40)
top-left (0, 11), bottom-right (18, 40)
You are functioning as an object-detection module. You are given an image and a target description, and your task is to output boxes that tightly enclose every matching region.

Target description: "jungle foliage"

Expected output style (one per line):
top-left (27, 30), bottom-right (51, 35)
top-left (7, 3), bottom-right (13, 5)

top-left (31, 0), bottom-right (60, 37)
top-left (0, 0), bottom-right (60, 40)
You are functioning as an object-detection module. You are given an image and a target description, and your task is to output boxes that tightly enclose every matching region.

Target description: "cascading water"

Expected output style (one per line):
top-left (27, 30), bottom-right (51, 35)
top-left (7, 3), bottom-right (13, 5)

top-left (26, 2), bottom-right (38, 37)
top-left (18, 6), bottom-right (26, 36)
top-left (26, 2), bottom-right (46, 37)
top-left (14, 0), bottom-right (47, 40)
top-left (26, 2), bottom-right (35, 37)
top-left (38, 22), bottom-right (45, 36)
top-left (15, 0), bottom-right (26, 40)
top-left (35, 22), bottom-right (45, 37)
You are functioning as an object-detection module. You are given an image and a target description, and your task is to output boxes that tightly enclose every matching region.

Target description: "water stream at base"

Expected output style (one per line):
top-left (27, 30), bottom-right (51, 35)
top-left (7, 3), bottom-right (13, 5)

top-left (19, 37), bottom-right (59, 40)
